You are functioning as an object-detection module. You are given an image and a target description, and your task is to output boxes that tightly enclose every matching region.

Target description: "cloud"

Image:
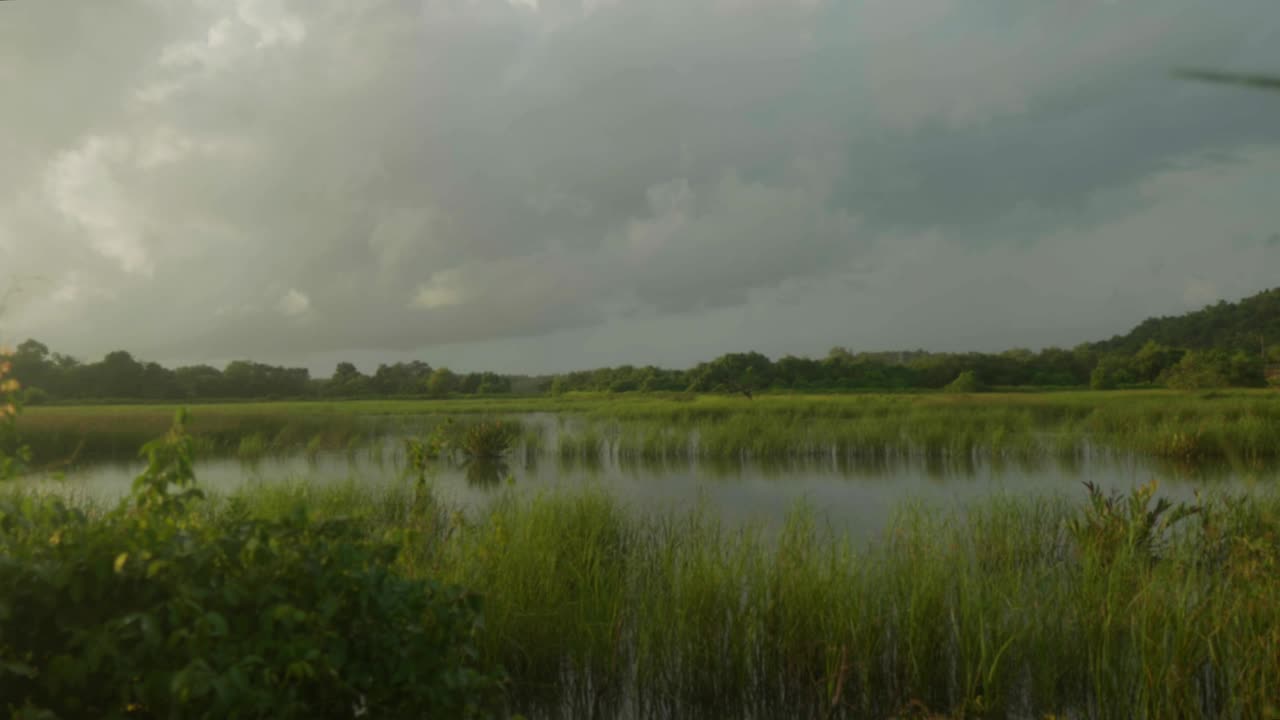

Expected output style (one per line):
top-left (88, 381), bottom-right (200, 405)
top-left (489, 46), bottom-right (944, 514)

top-left (277, 288), bottom-right (311, 316)
top-left (1, 0), bottom-right (1279, 370)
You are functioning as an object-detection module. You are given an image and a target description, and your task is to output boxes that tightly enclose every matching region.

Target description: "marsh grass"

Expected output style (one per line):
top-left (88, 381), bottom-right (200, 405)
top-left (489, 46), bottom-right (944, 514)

top-left (181, 477), bottom-right (1280, 719)
top-left (14, 391), bottom-right (1280, 474)
top-left (10, 462), bottom-right (1280, 718)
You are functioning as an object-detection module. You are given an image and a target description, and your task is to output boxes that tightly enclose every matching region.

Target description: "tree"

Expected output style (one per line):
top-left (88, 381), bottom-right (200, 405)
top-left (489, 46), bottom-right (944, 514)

top-left (328, 362), bottom-right (370, 396)
top-left (1090, 366), bottom-right (1116, 391)
top-left (371, 361), bottom-right (432, 395)
top-left (10, 340), bottom-right (53, 395)
top-left (96, 351), bottom-right (145, 398)
top-left (426, 367), bottom-right (459, 397)
top-left (1226, 350), bottom-right (1266, 388)
top-left (1132, 341), bottom-right (1183, 384)
top-left (1092, 355), bottom-right (1135, 390)
top-left (1159, 351), bottom-right (1229, 390)
top-left (174, 365), bottom-right (226, 399)
top-left (686, 352), bottom-right (773, 398)
top-left (547, 376), bottom-right (567, 396)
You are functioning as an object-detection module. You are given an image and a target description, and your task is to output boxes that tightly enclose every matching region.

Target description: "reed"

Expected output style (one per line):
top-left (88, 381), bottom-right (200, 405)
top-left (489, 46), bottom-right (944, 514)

top-left (197, 479), bottom-right (1280, 719)
top-left (15, 390), bottom-right (1280, 471)
top-left (12, 469), bottom-right (1280, 718)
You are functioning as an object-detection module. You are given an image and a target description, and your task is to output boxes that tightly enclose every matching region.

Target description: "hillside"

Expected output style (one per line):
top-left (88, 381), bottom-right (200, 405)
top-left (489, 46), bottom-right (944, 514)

top-left (1091, 287), bottom-right (1280, 356)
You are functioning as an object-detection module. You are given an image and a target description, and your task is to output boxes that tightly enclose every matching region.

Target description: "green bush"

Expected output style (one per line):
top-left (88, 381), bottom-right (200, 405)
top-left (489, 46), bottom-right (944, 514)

top-left (1159, 350), bottom-right (1232, 390)
top-left (1089, 365), bottom-right (1116, 390)
top-left (0, 411), bottom-right (502, 719)
top-left (20, 387), bottom-right (49, 406)
top-left (944, 370), bottom-right (984, 393)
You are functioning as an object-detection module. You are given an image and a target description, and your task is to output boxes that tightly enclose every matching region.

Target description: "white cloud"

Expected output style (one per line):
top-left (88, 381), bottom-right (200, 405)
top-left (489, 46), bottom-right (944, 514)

top-left (277, 288), bottom-right (311, 316)
top-left (43, 135), bottom-right (154, 277)
top-left (411, 271), bottom-right (466, 310)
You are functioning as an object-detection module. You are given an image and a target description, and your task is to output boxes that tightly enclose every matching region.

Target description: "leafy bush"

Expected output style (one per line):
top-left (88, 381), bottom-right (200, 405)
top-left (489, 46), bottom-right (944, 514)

top-left (1159, 351), bottom-right (1230, 390)
top-left (1089, 365), bottom-right (1116, 390)
top-left (21, 387), bottom-right (49, 406)
top-left (943, 370), bottom-right (984, 393)
top-left (0, 411), bottom-right (503, 718)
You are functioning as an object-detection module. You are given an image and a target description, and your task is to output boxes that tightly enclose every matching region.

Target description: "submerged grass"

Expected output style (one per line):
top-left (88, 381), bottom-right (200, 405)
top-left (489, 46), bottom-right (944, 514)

top-left (170, 479), bottom-right (1280, 719)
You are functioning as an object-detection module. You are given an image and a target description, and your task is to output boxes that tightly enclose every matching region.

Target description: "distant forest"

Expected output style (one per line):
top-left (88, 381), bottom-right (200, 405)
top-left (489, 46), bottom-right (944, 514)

top-left (6, 288), bottom-right (1279, 403)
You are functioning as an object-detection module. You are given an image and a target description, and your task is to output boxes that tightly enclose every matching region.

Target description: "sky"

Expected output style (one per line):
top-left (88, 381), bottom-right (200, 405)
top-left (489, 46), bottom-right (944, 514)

top-left (2, 0), bottom-right (1279, 375)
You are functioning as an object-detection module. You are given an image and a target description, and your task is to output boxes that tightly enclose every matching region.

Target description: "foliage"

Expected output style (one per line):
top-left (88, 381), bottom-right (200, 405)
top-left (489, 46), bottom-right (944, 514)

top-left (1092, 286), bottom-right (1280, 356)
top-left (1066, 480), bottom-right (1201, 564)
top-left (1159, 350), bottom-right (1231, 390)
top-left (1088, 365), bottom-right (1115, 390)
top-left (427, 367), bottom-right (460, 397)
top-left (457, 419), bottom-right (518, 460)
top-left (944, 370), bottom-right (983, 393)
top-left (0, 349), bottom-right (31, 480)
top-left (5, 287), bottom-right (1279, 402)
top-left (0, 411), bottom-right (503, 718)
top-left (20, 388), bottom-right (48, 407)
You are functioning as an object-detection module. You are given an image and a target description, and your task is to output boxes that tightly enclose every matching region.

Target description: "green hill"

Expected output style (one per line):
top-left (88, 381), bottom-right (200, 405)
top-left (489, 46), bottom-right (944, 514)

top-left (1091, 287), bottom-right (1280, 356)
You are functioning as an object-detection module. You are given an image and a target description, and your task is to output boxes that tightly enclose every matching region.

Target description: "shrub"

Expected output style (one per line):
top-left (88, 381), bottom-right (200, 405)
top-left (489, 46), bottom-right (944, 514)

top-left (1089, 366), bottom-right (1116, 391)
top-left (0, 411), bottom-right (503, 718)
top-left (1160, 351), bottom-right (1229, 390)
top-left (944, 370), bottom-right (983, 393)
top-left (21, 387), bottom-right (49, 406)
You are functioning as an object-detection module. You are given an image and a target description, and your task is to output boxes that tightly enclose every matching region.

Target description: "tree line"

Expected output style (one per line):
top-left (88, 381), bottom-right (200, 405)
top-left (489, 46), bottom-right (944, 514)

top-left (5, 340), bottom-right (514, 403)
top-left (6, 285), bottom-right (1278, 402)
top-left (551, 343), bottom-right (1275, 396)
top-left (5, 335), bottom-right (1275, 404)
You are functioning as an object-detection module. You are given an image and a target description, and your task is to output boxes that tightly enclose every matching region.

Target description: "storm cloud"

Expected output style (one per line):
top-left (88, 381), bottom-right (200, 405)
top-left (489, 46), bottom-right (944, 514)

top-left (2, 0), bottom-right (1279, 373)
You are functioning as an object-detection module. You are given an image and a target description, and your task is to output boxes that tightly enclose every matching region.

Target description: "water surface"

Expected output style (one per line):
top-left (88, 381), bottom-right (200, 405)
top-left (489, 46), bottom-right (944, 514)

top-left (22, 413), bottom-right (1276, 537)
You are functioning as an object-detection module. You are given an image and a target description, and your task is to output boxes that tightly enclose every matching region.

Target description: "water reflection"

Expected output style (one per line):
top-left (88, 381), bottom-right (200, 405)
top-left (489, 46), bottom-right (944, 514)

top-left (18, 416), bottom-right (1280, 539)
top-left (464, 459), bottom-right (510, 488)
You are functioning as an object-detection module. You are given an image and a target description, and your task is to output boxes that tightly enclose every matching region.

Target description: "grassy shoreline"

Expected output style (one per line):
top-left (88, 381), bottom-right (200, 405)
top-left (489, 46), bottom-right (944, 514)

top-left (16, 390), bottom-right (1280, 468)
top-left (8, 396), bottom-right (1280, 718)
top-left (15, 477), bottom-right (1277, 718)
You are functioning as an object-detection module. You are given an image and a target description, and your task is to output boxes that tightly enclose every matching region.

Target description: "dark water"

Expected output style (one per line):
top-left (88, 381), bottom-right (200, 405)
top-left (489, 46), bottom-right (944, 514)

top-left (19, 414), bottom-right (1277, 538)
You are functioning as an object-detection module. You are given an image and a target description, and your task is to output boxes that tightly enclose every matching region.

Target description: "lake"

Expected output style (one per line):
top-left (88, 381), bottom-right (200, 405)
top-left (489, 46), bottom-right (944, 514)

top-left (19, 412), bottom-right (1276, 537)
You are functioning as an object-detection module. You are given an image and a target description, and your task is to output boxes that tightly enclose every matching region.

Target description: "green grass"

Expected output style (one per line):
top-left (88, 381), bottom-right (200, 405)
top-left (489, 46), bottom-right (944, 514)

top-left (180, 479), bottom-right (1280, 719)
top-left (15, 390), bottom-right (1280, 469)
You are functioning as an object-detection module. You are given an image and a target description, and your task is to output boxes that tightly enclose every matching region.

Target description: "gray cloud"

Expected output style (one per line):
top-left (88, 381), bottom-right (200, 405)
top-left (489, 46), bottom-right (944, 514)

top-left (2, 0), bottom-right (1279, 372)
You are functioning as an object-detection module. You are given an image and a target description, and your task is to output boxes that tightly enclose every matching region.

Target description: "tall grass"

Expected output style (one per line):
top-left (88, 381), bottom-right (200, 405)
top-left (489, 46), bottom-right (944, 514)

top-left (199, 479), bottom-right (1280, 719)
top-left (16, 390), bottom-right (1280, 472)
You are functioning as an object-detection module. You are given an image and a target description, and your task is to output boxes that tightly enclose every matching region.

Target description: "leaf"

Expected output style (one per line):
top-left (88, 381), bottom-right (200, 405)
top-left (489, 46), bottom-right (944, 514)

top-left (1, 659), bottom-right (38, 678)
top-left (204, 611), bottom-right (229, 638)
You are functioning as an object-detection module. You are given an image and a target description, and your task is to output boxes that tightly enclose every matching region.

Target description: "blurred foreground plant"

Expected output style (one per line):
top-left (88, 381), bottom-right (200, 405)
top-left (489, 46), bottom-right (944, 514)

top-left (0, 348), bottom-right (31, 480)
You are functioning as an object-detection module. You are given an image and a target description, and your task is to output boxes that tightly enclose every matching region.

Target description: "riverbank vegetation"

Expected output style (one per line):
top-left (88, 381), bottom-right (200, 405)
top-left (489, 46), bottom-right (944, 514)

top-left (13, 390), bottom-right (1280, 469)
top-left (6, 414), bottom-right (1280, 717)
